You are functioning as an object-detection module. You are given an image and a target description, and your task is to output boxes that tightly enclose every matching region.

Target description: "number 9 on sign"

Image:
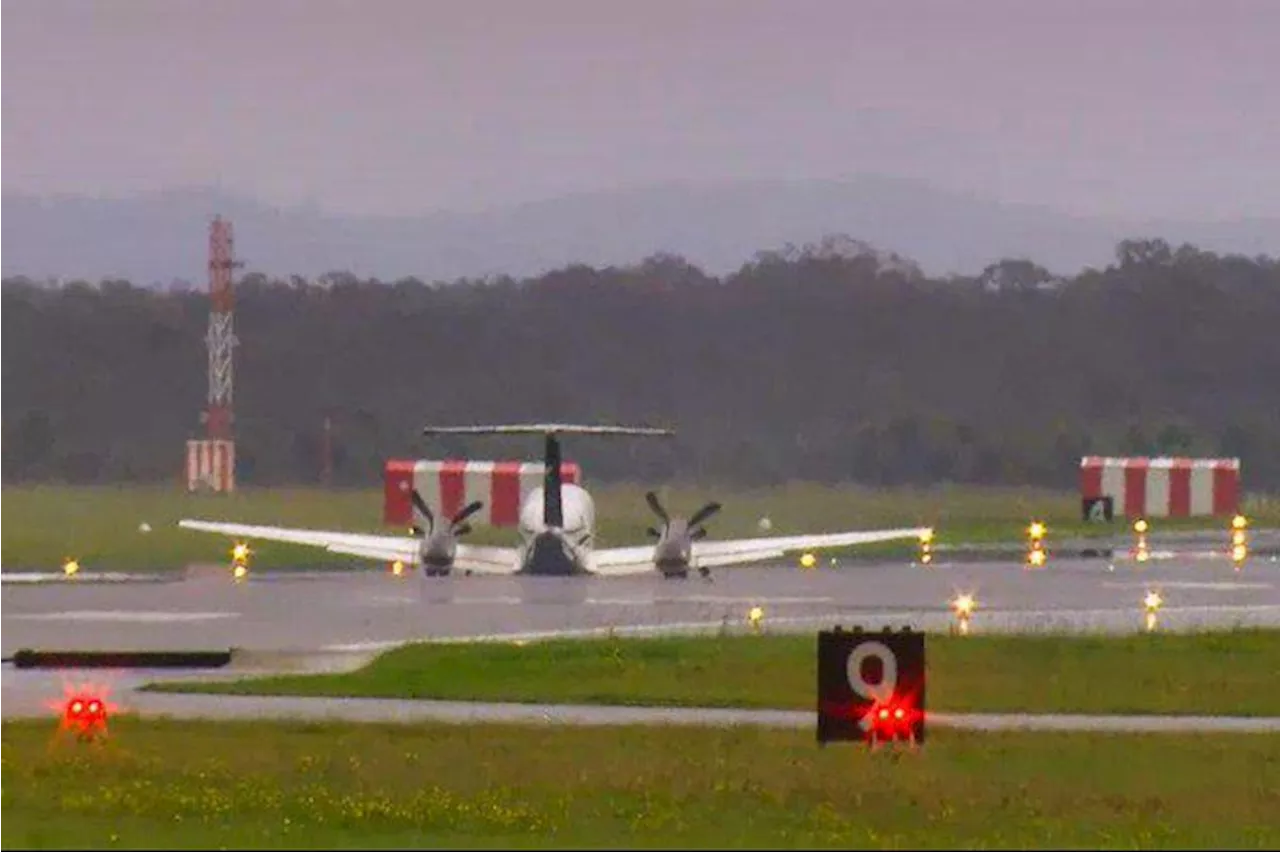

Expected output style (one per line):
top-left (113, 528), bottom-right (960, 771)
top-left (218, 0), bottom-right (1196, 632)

top-left (817, 627), bottom-right (926, 745)
top-left (847, 640), bottom-right (897, 728)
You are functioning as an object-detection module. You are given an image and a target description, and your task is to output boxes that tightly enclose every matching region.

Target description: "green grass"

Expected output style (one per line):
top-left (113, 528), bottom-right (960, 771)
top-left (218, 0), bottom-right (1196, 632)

top-left (4, 717), bottom-right (1279, 849)
top-left (147, 630), bottom-right (1280, 717)
top-left (6, 482), bottom-right (1277, 572)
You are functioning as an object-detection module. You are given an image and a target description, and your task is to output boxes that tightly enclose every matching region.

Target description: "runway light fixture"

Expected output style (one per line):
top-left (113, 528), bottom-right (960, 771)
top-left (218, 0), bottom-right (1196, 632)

top-left (47, 681), bottom-right (118, 743)
top-left (232, 563), bottom-right (248, 581)
top-left (1229, 515), bottom-right (1249, 568)
top-left (1025, 520), bottom-right (1048, 569)
top-left (1133, 518), bottom-right (1150, 563)
top-left (391, 560), bottom-right (406, 577)
top-left (919, 528), bottom-right (935, 566)
top-left (1232, 543), bottom-right (1249, 567)
top-left (950, 592), bottom-right (976, 635)
top-left (62, 558), bottom-right (80, 578)
top-left (231, 542), bottom-right (251, 564)
top-left (747, 605), bottom-right (764, 632)
top-left (799, 552), bottom-right (817, 570)
top-left (1143, 588), bottom-right (1163, 633)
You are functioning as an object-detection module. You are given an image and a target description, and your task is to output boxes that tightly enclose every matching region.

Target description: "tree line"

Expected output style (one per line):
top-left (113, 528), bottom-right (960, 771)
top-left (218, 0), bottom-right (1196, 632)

top-left (4, 235), bottom-right (1280, 491)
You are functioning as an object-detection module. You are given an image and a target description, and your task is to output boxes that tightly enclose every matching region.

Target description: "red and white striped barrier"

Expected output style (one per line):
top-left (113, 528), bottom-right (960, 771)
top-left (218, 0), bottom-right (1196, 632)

top-left (383, 460), bottom-right (583, 527)
top-left (186, 440), bottom-right (236, 492)
top-left (1079, 456), bottom-right (1239, 519)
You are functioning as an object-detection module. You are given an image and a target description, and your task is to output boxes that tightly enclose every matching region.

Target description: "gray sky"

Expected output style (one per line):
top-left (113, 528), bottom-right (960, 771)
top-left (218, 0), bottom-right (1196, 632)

top-left (3, 0), bottom-right (1278, 221)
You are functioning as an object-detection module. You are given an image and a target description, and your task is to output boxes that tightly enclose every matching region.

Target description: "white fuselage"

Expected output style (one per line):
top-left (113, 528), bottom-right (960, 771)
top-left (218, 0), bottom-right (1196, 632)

top-left (515, 484), bottom-right (597, 574)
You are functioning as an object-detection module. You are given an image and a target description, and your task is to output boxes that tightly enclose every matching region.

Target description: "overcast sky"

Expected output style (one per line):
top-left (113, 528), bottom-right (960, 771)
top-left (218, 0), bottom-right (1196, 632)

top-left (3, 0), bottom-right (1278, 221)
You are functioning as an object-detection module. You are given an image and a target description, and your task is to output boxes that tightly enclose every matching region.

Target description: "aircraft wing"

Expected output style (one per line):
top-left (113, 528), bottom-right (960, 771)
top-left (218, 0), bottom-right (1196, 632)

top-left (690, 527), bottom-right (932, 569)
top-left (323, 541), bottom-right (520, 575)
top-left (590, 545), bottom-right (664, 576)
top-left (178, 520), bottom-right (418, 555)
top-left (178, 519), bottom-right (521, 574)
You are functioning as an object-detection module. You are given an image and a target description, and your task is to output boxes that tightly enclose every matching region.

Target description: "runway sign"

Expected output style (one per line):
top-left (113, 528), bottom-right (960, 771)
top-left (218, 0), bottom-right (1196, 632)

top-left (186, 439), bottom-right (235, 492)
top-left (1083, 496), bottom-right (1114, 522)
top-left (1079, 456), bottom-right (1239, 519)
top-left (817, 626), bottom-right (926, 746)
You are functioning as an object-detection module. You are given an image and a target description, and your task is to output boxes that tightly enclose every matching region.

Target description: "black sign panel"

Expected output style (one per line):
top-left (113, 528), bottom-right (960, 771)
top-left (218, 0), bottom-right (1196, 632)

top-left (1082, 496), bottom-right (1114, 523)
top-left (817, 626), bottom-right (926, 745)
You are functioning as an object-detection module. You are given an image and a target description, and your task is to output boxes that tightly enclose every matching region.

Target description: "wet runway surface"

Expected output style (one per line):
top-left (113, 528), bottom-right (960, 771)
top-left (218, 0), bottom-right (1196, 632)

top-left (6, 554), bottom-right (1280, 655)
top-left (5, 554), bottom-right (1280, 726)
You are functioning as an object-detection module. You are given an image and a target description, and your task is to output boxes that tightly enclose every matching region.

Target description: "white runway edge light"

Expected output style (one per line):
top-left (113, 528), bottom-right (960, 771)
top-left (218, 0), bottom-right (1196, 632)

top-left (1230, 514), bottom-right (1249, 566)
top-left (1026, 520), bottom-right (1047, 568)
top-left (231, 541), bottom-right (251, 580)
top-left (950, 591), bottom-right (977, 635)
top-left (1143, 587), bottom-right (1163, 632)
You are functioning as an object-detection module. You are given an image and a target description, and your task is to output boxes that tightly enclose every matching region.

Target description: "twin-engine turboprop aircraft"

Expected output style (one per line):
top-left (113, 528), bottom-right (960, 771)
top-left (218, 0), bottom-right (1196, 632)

top-left (178, 424), bottom-right (932, 579)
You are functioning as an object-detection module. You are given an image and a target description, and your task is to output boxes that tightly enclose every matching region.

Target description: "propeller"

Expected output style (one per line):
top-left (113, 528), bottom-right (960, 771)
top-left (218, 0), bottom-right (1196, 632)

top-left (645, 491), bottom-right (721, 538)
top-left (411, 491), bottom-right (483, 538)
top-left (644, 490), bottom-right (722, 579)
top-left (410, 490), bottom-right (485, 574)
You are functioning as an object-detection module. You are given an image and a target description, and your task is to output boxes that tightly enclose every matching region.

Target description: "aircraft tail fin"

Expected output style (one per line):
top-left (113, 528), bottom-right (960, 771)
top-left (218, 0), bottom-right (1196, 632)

top-left (421, 424), bottom-right (674, 437)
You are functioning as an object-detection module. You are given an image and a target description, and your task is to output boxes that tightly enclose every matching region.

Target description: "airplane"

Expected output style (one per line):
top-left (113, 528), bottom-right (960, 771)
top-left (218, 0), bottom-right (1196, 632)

top-left (178, 423), bottom-right (933, 580)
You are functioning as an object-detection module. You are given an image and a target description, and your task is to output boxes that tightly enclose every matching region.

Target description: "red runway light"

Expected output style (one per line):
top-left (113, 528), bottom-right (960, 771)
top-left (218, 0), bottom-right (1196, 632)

top-left (47, 680), bottom-right (119, 742)
top-left (862, 697), bottom-right (923, 741)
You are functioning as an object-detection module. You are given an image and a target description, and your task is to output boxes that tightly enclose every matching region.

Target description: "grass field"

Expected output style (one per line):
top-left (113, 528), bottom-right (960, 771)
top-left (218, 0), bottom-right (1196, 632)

top-left (146, 630), bottom-right (1280, 717)
top-left (4, 717), bottom-right (1279, 849)
top-left (6, 482), bottom-right (1277, 572)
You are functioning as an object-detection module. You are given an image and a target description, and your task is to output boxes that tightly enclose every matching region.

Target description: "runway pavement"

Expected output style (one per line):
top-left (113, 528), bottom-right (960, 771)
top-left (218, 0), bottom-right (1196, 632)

top-left (5, 553), bottom-right (1280, 729)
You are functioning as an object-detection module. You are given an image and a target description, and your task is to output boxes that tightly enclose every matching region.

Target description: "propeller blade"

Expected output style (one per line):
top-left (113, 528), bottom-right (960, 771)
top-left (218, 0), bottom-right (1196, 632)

top-left (411, 490), bottom-right (435, 533)
top-left (450, 500), bottom-right (485, 528)
top-left (645, 491), bottom-right (670, 524)
top-left (688, 501), bottom-right (722, 529)
top-left (690, 527), bottom-right (708, 541)
top-left (646, 526), bottom-right (662, 539)
top-left (452, 522), bottom-right (472, 537)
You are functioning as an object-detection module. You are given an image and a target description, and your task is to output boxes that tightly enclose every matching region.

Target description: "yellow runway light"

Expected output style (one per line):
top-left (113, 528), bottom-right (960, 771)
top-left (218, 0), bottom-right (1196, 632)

top-left (1143, 588), bottom-right (1162, 632)
top-left (1027, 521), bottom-right (1047, 541)
top-left (231, 542), bottom-right (251, 563)
top-left (951, 592), bottom-right (976, 635)
top-left (918, 528), bottom-right (935, 566)
top-left (62, 558), bottom-right (80, 577)
top-left (799, 552), bottom-right (816, 569)
top-left (1232, 514), bottom-right (1248, 531)
top-left (232, 563), bottom-right (248, 580)
top-left (1133, 518), bottom-right (1149, 535)
top-left (391, 560), bottom-right (406, 576)
top-left (747, 605), bottom-right (764, 631)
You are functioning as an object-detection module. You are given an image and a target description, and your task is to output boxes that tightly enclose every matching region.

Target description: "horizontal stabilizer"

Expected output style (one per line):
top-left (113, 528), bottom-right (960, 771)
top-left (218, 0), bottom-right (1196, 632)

top-left (422, 423), bottom-right (674, 437)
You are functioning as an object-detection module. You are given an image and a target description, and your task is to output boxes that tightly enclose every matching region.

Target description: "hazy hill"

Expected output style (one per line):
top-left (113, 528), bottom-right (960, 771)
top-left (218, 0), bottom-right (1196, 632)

top-left (4, 177), bottom-right (1278, 284)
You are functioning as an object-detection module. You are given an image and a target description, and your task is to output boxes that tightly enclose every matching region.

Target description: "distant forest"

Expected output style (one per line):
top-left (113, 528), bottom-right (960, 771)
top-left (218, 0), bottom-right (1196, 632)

top-left (5, 235), bottom-right (1280, 491)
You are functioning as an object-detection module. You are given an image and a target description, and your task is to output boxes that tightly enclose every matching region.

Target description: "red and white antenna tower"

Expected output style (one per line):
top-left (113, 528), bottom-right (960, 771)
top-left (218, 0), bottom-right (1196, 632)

top-left (186, 216), bottom-right (242, 492)
top-left (204, 216), bottom-right (240, 440)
